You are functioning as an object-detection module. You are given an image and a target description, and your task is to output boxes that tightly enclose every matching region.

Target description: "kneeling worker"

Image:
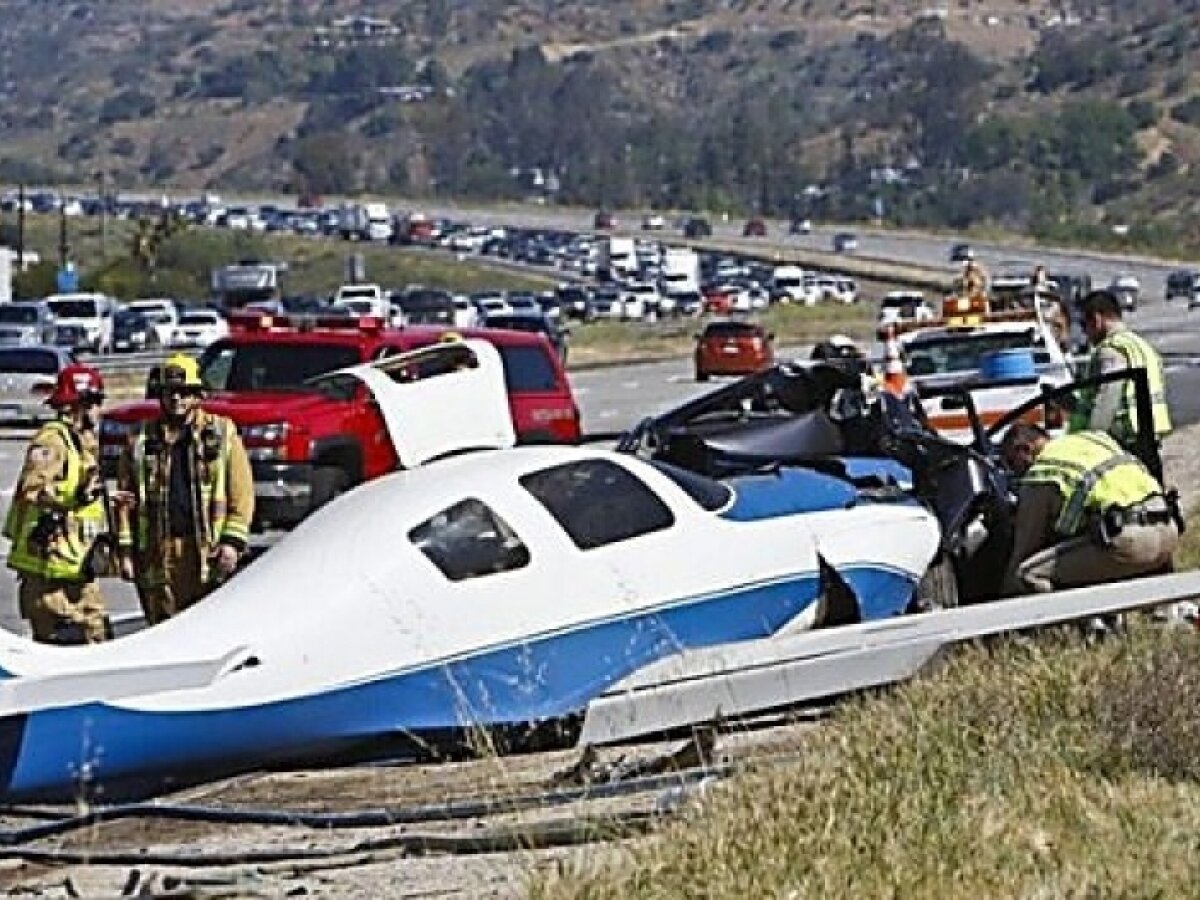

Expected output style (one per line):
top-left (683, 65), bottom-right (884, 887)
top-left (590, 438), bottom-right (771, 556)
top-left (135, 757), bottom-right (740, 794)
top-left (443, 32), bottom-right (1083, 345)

top-left (116, 354), bottom-right (254, 624)
top-left (1000, 423), bottom-right (1180, 595)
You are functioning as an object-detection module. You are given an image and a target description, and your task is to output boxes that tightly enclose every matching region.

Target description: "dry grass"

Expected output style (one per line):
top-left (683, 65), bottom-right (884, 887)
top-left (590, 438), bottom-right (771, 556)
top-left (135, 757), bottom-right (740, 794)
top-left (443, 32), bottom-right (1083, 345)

top-left (532, 625), bottom-right (1200, 898)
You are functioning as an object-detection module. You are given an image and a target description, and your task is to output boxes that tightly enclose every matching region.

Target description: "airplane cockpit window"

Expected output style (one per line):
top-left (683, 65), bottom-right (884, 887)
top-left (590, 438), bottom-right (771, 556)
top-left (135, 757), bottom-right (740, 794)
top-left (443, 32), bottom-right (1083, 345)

top-left (409, 498), bottom-right (530, 581)
top-left (520, 459), bottom-right (675, 550)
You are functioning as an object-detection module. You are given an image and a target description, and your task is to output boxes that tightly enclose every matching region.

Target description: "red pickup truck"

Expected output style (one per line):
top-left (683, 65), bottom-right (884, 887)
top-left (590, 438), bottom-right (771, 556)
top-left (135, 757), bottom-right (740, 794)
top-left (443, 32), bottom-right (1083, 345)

top-left (100, 313), bottom-right (582, 529)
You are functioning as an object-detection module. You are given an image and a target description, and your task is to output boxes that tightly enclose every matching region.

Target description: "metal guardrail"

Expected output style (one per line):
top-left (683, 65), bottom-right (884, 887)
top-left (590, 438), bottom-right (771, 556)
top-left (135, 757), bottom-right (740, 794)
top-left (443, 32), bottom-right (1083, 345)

top-left (84, 350), bottom-right (174, 374)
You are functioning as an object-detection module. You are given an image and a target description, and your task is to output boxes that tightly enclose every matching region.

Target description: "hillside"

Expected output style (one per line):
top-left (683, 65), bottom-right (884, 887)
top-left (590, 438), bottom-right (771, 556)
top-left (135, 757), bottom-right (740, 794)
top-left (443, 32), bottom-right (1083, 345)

top-left (2, 0), bottom-right (1200, 248)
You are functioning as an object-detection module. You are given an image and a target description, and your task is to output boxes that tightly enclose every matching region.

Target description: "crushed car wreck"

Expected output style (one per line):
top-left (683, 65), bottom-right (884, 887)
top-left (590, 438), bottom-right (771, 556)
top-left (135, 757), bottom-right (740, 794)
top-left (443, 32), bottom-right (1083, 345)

top-left (616, 359), bottom-right (1172, 607)
top-left (0, 342), bottom-right (945, 802)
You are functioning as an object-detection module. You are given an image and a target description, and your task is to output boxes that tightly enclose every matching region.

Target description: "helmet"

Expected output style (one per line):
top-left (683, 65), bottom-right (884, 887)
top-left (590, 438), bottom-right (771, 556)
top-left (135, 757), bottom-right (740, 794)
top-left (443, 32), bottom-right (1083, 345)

top-left (160, 354), bottom-right (204, 393)
top-left (439, 331), bottom-right (463, 343)
top-left (47, 364), bottom-right (105, 407)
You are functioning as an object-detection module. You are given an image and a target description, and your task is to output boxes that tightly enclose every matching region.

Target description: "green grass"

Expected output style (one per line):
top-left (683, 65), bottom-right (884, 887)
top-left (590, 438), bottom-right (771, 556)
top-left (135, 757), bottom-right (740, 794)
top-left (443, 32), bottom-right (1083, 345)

top-left (1173, 504), bottom-right (1200, 572)
top-left (532, 625), bottom-right (1200, 899)
top-left (533, 504), bottom-right (1200, 897)
top-left (0, 210), bottom-right (137, 271)
top-left (568, 304), bottom-right (873, 365)
top-left (275, 239), bottom-right (552, 297)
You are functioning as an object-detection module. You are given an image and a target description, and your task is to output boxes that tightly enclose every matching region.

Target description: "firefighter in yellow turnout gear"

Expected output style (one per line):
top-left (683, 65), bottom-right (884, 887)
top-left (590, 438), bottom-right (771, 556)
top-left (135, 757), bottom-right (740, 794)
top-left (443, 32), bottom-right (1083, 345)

top-left (116, 355), bottom-right (254, 624)
top-left (4, 365), bottom-right (111, 643)
top-left (1000, 424), bottom-right (1179, 595)
top-left (1070, 289), bottom-right (1171, 451)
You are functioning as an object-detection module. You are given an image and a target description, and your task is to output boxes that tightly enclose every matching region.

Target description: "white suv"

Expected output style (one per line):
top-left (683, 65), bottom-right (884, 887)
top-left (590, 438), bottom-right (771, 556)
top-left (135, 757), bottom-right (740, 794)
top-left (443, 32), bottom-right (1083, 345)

top-left (44, 293), bottom-right (116, 354)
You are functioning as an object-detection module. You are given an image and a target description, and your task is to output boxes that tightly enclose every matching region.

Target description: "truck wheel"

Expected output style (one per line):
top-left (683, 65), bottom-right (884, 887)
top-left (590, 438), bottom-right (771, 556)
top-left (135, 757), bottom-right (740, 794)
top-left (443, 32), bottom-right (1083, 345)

top-left (910, 557), bottom-right (959, 613)
top-left (310, 467), bottom-right (350, 513)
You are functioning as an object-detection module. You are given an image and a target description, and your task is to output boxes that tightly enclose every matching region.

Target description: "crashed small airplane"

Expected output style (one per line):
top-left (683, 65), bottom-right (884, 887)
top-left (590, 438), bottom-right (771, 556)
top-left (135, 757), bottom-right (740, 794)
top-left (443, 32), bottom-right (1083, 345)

top-left (0, 340), bottom-right (945, 802)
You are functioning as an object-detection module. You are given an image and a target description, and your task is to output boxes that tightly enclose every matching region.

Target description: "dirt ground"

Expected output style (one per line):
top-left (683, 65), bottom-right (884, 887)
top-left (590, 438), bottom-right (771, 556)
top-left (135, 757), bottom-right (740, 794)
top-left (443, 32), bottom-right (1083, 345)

top-left (4, 426), bottom-right (1199, 899)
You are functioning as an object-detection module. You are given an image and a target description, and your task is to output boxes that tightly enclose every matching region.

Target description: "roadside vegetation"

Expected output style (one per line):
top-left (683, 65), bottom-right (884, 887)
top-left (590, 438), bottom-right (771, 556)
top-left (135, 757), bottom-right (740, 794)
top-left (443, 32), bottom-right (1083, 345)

top-left (535, 505), bottom-right (1200, 897)
top-left (569, 303), bottom-right (871, 366)
top-left (533, 623), bottom-right (1200, 898)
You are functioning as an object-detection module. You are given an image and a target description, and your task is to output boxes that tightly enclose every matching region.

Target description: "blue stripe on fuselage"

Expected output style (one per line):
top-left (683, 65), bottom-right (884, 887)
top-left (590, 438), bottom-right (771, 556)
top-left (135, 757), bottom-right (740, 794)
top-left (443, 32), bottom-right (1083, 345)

top-left (2, 565), bottom-right (916, 801)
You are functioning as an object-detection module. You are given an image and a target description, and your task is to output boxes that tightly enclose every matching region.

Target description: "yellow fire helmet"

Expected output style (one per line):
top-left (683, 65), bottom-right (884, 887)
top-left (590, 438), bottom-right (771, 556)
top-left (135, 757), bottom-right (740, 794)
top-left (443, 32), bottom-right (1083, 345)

top-left (161, 353), bottom-right (204, 389)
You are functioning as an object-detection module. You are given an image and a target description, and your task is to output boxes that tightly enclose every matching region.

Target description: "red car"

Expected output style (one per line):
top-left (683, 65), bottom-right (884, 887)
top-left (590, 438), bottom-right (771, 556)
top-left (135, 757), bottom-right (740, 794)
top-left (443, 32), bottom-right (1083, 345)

top-left (701, 283), bottom-right (734, 315)
top-left (693, 320), bottom-right (775, 381)
top-left (743, 217), bottom-right (767, 237)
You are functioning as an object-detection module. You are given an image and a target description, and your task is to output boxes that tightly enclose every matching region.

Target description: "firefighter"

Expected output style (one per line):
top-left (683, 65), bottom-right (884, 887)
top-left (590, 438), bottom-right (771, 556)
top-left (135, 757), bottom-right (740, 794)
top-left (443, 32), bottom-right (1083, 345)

top-left (4, 364), bottom-right (111, 643)
top-left (958, 258), bottom-right (988, 299)
top-left (1000, 423), bottom-right (1180, 596)
top-left (116, 354), bottom-right (254, 624)
top-left (1070, 289), bottom-right (1171, 451)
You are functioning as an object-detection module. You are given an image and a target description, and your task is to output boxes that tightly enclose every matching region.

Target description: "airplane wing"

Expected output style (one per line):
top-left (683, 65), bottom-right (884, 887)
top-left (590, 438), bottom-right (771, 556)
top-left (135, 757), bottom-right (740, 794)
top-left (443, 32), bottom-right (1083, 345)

top-left (0, 646), bottom-right (253, 716)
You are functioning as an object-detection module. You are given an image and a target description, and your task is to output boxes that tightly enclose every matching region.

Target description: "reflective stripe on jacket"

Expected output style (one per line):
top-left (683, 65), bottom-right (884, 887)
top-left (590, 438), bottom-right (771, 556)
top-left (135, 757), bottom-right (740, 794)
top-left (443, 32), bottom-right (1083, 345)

top-left (1023, 431), bottom-right (1162, 536)
top-left (1070, 329), bottom-right (1171, 442)
top-left (122, 411), bottom-right (252, 585)
top-left (4, 421), bottom-right (106, 581)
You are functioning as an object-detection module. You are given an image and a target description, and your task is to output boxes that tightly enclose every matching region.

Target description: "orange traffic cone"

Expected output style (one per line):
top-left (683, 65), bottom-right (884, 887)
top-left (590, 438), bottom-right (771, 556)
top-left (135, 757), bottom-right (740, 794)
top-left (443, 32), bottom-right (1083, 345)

top-left (881, 326), bottom-right (910, 398)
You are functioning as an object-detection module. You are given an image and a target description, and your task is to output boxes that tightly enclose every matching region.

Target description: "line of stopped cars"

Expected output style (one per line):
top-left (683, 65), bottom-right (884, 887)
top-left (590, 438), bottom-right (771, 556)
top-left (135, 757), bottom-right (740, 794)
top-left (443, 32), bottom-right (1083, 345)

top-left (0, 336), bottom-right (1172, 802)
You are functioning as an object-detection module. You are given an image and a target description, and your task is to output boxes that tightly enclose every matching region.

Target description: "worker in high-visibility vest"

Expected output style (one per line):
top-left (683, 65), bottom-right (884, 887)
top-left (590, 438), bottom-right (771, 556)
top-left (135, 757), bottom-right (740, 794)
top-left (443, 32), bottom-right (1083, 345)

top-left (1070, 289), bottom-right (1171, 451)
top-left (999, 423), bottom-right (1179, 596)
top-left (3, 365), bottom-right (111, 643)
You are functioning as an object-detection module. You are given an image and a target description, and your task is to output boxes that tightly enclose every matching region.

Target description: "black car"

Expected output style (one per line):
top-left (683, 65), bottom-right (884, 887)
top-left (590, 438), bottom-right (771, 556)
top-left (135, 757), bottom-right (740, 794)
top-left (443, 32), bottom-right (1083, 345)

top-left (556, 285), bottom-right (593, 322)
top-left (683, 217), bottom-right (713, 239)
top-left (1166, 268), bottom-right (1199, 303)
top-left (833, 232), bottom-right (859, 253)
top-left (949, 242), bottom-right (973, 263)
top-left (394, 288), bottom-right (456, 326)
top-left (483, 313), bottom-right (570, 365)
top-left (113, 309), bottom-right (157, 353)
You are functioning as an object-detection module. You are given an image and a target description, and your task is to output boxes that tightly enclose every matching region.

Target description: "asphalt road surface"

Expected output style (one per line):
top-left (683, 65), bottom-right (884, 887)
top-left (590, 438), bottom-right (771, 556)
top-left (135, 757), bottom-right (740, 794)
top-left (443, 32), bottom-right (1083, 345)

top-left (0, 295), bottom-right (1198, 637)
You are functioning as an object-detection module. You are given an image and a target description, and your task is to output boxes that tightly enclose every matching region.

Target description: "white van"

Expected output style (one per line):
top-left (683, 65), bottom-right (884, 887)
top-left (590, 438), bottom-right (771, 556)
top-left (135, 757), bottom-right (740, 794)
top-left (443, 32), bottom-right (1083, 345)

top-left (44, 293), bottom-right (117, 354)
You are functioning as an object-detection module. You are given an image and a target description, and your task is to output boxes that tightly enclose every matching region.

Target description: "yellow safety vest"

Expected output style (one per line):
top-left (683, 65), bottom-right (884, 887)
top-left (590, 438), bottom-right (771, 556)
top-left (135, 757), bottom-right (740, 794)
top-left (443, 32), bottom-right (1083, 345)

top-left (1071, 329), bottom-right (1171, 444)
top-left (1023, 431), bottom-right (1161, 537)
top-left (4, 421), bottom-right (107, 581)
top-left (124, 415), bottom-right (245, 585)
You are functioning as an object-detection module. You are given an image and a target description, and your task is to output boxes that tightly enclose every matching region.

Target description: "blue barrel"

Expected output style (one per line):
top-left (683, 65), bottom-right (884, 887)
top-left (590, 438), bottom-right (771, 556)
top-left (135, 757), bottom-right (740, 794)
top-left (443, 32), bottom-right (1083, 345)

top-left (979, 348), bottom-right (1036, 381)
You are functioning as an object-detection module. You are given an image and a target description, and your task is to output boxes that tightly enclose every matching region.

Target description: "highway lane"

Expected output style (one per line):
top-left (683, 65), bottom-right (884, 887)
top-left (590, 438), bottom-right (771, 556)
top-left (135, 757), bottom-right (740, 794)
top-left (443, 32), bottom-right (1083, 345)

top-left (0, 305), bottom-right (1197, 637)
top-left (409, 201), bottom-right (1186, 308)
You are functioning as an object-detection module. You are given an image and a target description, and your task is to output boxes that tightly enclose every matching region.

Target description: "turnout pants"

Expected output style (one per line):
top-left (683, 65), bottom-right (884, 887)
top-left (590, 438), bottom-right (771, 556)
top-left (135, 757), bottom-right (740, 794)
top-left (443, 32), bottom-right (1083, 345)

top-left (139, 537), bottom-right (212, 625)
top-left (1015, 521), bottom-right (1179, 594)
top-left (18, 573), bottom-right (108, 644)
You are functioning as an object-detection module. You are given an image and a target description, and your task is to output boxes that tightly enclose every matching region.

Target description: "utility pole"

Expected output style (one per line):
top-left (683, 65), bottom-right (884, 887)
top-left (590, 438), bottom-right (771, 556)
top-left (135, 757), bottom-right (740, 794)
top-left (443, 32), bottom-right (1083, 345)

top-left (58, 190), bottom-right (69, 269)
top-left (15, 183), bottom-right (25, 271)
top-left (96, 171), bottom-right (107, 262)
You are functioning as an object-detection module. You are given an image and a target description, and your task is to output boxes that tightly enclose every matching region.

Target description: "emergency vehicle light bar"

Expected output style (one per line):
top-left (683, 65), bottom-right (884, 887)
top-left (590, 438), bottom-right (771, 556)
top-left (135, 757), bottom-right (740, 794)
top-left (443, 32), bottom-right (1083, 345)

top-left (882, 301), bottom-right (1040, 338)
